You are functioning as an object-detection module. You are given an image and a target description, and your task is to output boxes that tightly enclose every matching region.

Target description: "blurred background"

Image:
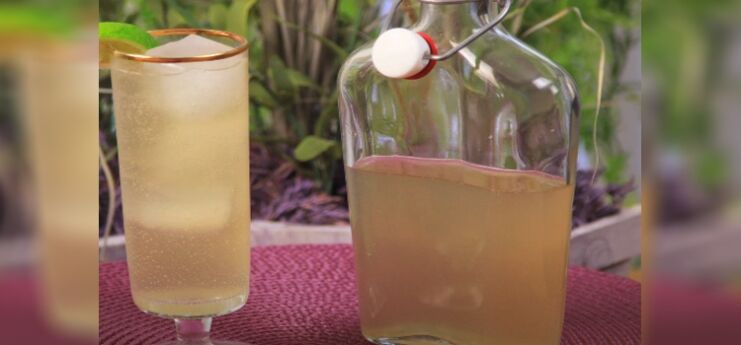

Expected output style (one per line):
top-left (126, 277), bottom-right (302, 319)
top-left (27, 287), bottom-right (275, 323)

top-left (645, 0), bottom-right (741, 344)
top-left (98, 0), bottom-right (641, 242)
top-left (0, 1), bottom-right (98, 344)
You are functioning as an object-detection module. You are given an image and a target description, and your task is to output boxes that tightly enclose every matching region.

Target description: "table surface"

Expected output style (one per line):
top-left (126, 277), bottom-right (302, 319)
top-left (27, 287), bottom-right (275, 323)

top-left (0, 272), bottom-right (92, 345)
top-left (99, 244), bottom-right (641, 345)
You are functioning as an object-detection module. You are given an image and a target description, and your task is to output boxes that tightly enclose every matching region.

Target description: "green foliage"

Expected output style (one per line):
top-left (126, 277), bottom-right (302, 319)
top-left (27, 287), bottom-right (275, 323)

top-left (100, 0), bottom-right (637, 188)
top-left (0, 4), bottom-right (76, 36)
top-left (695, 150), bottom-right (729, 189)
top-left (643, 0), bottom-right (737, 189)
top-left (510, 0), bottom-right (638, 182)
top-left (294, 136), bottom-right (336, 162)
top-left (208, 4), bottom-right (228, 29)
top-left (226, 0), bottom-right (257, 38)
top-left (338, 0), bottom-right (362, 24)
top-left (249, 80), bottom-right (279, 109)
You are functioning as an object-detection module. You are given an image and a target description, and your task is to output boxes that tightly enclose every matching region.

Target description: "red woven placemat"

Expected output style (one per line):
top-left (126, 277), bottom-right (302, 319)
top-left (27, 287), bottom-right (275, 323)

top-left (0, 272), bottom-right (94, 345)
top-left (99, 244), bottom-right (640, 345)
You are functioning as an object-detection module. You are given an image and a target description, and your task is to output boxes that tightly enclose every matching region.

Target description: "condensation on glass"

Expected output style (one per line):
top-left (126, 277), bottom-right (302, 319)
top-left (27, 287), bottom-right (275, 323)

top-left (110, 28), bottom-right (250, 345)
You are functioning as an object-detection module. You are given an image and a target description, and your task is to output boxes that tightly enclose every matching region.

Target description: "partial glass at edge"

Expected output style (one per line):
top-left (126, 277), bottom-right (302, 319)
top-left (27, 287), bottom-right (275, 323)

top-left (110, 28), bottom-right (250, 345)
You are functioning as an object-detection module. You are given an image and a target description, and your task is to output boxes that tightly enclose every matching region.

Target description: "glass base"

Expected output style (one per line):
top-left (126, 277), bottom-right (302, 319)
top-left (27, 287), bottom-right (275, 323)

top-left (153, 317), bottom-right (251, 345)
top-left (369, 335), bottom-right (454, 345)
top-left (138, 293), bottom-right (247, 319)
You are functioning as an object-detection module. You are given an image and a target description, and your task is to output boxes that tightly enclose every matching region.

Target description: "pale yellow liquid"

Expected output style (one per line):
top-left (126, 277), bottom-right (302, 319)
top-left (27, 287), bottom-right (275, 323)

top-left (112, 53), bottom-right (250, 318)
top-left (347, 156), bottom-right (574, 345)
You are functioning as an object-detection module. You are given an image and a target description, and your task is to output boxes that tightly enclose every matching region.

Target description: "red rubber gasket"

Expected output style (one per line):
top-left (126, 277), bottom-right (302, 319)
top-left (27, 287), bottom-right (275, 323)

top-left (406, 32), bottom-right (438, 80)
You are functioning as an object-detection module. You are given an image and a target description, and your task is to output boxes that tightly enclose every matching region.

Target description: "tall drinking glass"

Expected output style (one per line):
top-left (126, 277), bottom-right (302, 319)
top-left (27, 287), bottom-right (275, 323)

top-left (111, 29), bottom-right (250, 345)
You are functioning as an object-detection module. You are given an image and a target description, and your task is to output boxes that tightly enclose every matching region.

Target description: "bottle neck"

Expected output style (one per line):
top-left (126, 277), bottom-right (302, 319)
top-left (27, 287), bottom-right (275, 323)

top-left (416, 1), bottom-right (487, 39)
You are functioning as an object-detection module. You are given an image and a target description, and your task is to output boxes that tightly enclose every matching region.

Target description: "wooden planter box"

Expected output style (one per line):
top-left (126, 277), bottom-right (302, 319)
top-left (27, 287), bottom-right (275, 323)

top-left (99, 206), bottom-right (641, 274)
top-left (568, 205), bottom-right (641, 274)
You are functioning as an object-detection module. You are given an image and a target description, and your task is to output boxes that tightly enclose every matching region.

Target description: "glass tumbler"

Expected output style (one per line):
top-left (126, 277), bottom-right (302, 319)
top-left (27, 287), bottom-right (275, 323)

top-left (111, 28), bottom-right (250, 345)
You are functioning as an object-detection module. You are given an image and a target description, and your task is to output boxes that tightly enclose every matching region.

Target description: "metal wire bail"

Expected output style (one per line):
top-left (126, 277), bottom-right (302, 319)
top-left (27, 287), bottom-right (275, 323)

top-left (381, 0), bottom-right (513, 62)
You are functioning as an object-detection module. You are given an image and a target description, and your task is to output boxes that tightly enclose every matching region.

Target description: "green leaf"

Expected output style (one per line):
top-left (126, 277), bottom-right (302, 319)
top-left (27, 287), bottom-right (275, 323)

top-left (338, 0), bottom-right (361, 23)
top-left (165, 0), bottom-right (198, 28)
top-left (249, 105), bottom-right (273, 133)
top-left (227, 0), bottom-right (257, 38)
top-left (285, 68), bottom-right (320, 90)
top-left (294, 136), bottom-right (336, 162)
top-left (249, 80), bottom-right (279, 109)
top-left (314, 89), bottom-right (339, 136)
top-left (267, 57), bottom-right (319, 92)
top-left (166, 7), bottom-right (186, 27)
top-left (275, 19), bottom-right (349, 60)
top-left (246, 16), bottom-right (263, 57)
top-left (604, 153), bottom-right (627, 184)
top-left (136, 0), bottom-right (163, 29)
top-left (257, 106), bottom-right (273, 129)
top-left (208, 3), bottom-right (228, 29)
top-left (268, 57), bottom-right (294, 96)
top-left (330, 143), bottom-right (343, 160)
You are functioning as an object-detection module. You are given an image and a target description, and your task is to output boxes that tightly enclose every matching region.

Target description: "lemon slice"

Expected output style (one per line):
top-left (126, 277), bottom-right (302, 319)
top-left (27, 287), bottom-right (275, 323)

top-left (99, 22), bottom-right (158, 68)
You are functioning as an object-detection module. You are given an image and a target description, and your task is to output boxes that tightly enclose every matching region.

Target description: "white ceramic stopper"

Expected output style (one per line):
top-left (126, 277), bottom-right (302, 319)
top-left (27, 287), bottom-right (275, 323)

top-left (372, 28), bottom-right (431, 79)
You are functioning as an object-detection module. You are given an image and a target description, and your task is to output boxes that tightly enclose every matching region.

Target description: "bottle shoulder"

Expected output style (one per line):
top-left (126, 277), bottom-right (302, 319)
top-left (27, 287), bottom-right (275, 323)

top-left (338, 42), bottom-right (374, 87)
top-left (486, 29), bottom-right (578, 94)
top-left (337, 27), bottom-right (579, 177)
top-left (339, 28), bottom-right (578, 102)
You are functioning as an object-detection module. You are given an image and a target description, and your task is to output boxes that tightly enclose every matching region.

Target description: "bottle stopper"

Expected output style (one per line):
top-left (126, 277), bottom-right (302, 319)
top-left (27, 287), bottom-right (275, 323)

top-left (372, 0), bottom-right (513, 80)
top-left (371, 28), bottom-right (437, 80)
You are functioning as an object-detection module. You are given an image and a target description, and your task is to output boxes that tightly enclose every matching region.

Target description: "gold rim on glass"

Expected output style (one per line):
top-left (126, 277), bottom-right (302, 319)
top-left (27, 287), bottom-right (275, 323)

top-left (114, 28), bottom-right (249, 63)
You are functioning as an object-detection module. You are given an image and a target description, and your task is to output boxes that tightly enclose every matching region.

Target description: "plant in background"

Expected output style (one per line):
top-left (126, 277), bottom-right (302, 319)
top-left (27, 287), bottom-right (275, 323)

top-left (644, 0), bottom-right (736, 222)
top-left (101, 0), bottom-right (381, 190)
top-left (512, 0), bottom-right (638, 184)
top-left (247, 0), bottom-right (382, 193)
top-left (99, 0), bottom-right (638, 228)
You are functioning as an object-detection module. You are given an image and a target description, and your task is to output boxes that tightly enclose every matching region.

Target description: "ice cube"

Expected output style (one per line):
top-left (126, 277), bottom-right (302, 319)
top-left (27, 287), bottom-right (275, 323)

top-left (147, 34), bottom-right (233, 58)
top-left (144, 34), bottom-right (244, 72)
top-left (128, 33), bottom-right (248, 118)
top-left (127, 195), bottom-right (232, 233)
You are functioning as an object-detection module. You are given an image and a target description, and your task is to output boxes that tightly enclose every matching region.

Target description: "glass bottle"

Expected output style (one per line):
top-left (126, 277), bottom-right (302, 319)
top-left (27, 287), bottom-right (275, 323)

top-left (338, 1), bottom-right (579, 344)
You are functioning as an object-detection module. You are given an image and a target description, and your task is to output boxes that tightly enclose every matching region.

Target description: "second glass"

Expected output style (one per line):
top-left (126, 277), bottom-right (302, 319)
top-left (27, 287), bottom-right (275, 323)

top-left (111, 28), bottom-right (250, 344)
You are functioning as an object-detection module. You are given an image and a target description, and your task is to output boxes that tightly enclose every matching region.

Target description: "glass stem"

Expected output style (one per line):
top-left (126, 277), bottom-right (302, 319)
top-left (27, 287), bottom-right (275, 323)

top-left (175, 318), bottom-right (212, 344)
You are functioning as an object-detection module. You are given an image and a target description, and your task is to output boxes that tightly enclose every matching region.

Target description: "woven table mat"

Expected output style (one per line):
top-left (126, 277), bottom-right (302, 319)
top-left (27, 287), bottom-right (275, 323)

top-left (99, 244), bottom-right (640, 345)
top-left (0, 272), bottom-right (93, 345)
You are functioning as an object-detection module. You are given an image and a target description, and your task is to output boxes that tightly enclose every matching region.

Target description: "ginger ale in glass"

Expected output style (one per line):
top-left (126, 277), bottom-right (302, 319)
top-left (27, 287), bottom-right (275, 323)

top-left (111, 29), bottom-right (250, 344)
